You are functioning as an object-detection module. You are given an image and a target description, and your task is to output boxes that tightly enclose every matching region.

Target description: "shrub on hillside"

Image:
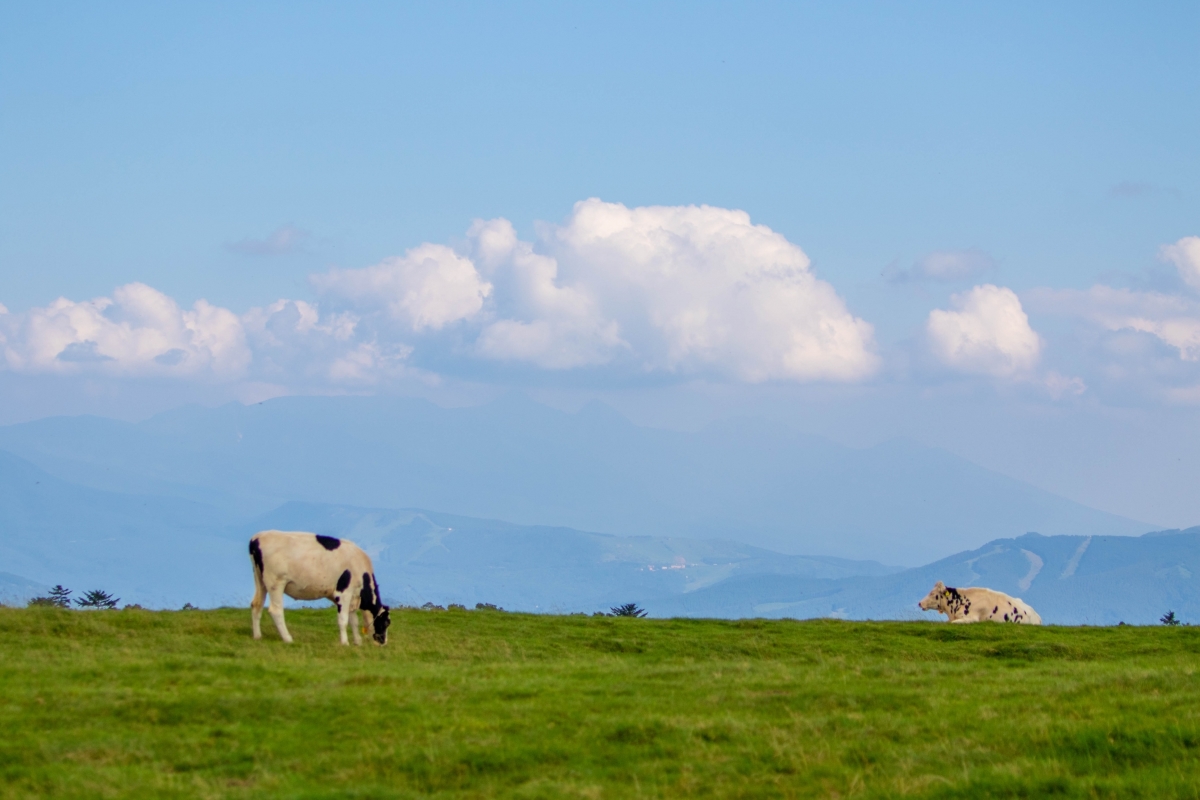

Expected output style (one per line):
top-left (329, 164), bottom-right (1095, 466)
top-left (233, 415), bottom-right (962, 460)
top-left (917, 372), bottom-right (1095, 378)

top-left (609, 603), bottom-right (648, 618)
top-left (75, 590), bottom-right (120, 610)
top-left (1161, 611), bottom-right (1182, 626)
top-left (29, 585), bottom-right (73, 608)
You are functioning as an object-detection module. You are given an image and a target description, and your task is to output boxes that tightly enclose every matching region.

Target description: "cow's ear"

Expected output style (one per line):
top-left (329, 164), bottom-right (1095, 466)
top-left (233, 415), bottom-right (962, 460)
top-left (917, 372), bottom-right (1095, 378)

top-left (934, 581), bottom-right (945, 591)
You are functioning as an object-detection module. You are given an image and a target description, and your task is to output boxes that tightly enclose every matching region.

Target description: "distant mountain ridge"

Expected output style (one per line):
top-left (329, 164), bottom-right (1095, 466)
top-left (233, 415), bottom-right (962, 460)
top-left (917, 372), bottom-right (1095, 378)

top-left (0, 451), bottom-right (245, 608)
top-left (652, 528), bottom-right (1200, 626)
top-left (247, 501), bottom-right (903, 613)
top-left (0, 394), bottom-right (1155, 565)
top-left (0, 445), bottom-right (1194, 622)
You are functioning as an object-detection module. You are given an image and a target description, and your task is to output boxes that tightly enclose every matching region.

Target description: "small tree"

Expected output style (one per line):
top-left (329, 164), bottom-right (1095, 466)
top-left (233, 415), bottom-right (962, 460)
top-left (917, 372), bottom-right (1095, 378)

top-left (48, 585), bottom-right (72, 608)
top-left (610, 603), bottom-right (647, 618)
top-left (28, 585), bottom-right (72, 608)
top-left (75, 590), bottom-right (120, 610)
top-left (1161, 610), bottom-right (1181, 626)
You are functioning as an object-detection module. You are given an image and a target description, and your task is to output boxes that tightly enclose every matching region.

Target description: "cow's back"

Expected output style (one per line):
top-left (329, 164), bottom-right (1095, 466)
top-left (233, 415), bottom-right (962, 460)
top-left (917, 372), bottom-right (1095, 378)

top-left (252, 530), bottom-right (372, 600)
top-left (962, 587), bottom-right (1041, 625)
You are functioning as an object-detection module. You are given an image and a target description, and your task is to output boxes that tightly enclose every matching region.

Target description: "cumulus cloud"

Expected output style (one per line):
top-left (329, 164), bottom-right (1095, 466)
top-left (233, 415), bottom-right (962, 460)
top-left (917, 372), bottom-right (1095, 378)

top-left (241, 299), bottom-right (412, 385)
top-left (535, 199), bottom-right (879, 381)
top-left (469, 218), bottom-right (624, 369)
top-left (926, 285), bottom-right (1042, 378)
top-left (312, 243), bottom-right (492, 332)
top-left (226, 226), bottom-right (309, 256)
top-left (0, 283), bottom-right (250, 378)
top-left (889, 249), bottom-right (997, 284)
top-left (1161, 236), bottom-right (1200, 293)
top-left (0, 200), bottom-right (881, 389)
top-left (1026, 285), bottom-right (1200, 362)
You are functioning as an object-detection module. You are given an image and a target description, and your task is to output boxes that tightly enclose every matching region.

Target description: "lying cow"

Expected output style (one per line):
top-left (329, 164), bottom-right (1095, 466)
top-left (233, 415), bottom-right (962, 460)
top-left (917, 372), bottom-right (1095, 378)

top-left (918, 581), bottom-right (1042, 625)
top-left (249, 530), bottom-right (391, 645)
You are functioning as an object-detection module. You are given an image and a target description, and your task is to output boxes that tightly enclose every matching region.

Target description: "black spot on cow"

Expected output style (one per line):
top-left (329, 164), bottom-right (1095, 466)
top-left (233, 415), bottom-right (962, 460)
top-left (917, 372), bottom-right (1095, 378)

top-left (360, 573), bottom-right (377, 614)
top-left (336, 569), bottom-right (351, 592)
top-left (249, 538), bottom-right (265, 575)
top-left (993, 606), bottom-right (999, 615)
top-left (334, 597), bottom-right (342, 613)
top-left (1004, 613), bottom-right (1010, 621)
top-left (315, 535), bottom-right (341, 551)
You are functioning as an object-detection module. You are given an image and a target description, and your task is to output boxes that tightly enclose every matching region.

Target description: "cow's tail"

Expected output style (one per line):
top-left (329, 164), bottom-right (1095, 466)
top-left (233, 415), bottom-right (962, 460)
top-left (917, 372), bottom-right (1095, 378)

top-left (249, 537), bottom-right (266, 594)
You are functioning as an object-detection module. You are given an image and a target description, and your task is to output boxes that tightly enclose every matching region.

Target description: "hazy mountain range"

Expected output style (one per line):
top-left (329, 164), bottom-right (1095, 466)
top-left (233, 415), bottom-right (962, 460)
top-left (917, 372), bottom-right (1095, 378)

top-left (0, 394), bottom-right (1153, 565)
top-left (0, 395), bottom-right (1190, 623)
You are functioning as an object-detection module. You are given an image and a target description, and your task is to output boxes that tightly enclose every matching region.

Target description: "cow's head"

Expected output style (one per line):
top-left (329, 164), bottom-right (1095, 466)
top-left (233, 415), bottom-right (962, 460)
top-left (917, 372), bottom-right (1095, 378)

top-left (918, 581), bottom-right (949, 612)
top-left (372, 605), bottom-right (391, 645)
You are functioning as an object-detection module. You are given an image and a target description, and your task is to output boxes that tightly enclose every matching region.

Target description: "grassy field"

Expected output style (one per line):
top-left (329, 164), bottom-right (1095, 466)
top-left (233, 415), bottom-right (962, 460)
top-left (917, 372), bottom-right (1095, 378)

top-left (2, 607), bottom-right (1199, 798)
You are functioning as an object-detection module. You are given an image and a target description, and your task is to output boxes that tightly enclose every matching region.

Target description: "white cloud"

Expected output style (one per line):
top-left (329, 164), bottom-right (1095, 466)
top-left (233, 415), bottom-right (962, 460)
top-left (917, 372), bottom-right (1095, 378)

top-left (242, 298), bottom-right (413, 386)
top-left (926, 284), bottom-right (1042, 378)
top-left (535, 199), bottom-right (878, 381)
top-left (1161, 236), bottom-right (1200, 293)
top-left (890, 249), bottom-right (997, 283)
top-left (311, 243), bottom-right (492, 332)
top-left (1044, 371), bottom-right (1087, 399)
top-left (0, 283), bottom-right (250, 378)
top-left (1026, 285), bottom-right (1200, 361)
top-left (226, 226), bottom-right (309, 256)
top-left (0, 200), bottom-right (879, 388)
top-left (469, 218), bottom-right (624, 369)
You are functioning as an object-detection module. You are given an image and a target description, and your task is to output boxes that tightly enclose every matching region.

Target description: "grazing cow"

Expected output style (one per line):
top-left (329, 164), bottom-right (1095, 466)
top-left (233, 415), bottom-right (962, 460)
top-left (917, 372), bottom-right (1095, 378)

top-left (249, 530), bottom-right (391, 645)
top-left (918, 581), bottom-right (1042, 625)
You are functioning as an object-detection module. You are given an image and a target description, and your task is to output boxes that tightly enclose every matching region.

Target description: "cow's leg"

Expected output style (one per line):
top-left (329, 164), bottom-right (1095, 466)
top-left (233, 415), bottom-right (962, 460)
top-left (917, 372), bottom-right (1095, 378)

top-left (335, 594), bottom-right (351, 646)
top-left (359, 608), bottom-right (376, 645)
top-left (251, 568), bottom-right (267, 640)
top-left (349, 594), bottom-right (363, 646)
top-left (266, 582), bottom-right (293, 643)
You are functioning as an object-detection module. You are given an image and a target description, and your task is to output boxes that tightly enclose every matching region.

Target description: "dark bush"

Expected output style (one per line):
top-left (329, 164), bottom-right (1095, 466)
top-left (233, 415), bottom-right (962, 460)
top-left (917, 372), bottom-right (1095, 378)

top-left (609, 603), bottom-right (648, 618)
top-left (1161, 611), bottom-right (1181, 626)
top-left (75, 590), bottom-right (120, 610)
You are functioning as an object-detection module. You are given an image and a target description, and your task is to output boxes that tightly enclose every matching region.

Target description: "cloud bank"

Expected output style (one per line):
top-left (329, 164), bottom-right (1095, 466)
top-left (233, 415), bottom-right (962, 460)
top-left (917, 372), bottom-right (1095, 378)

top-left (0, 200), bottom-right (878, 388)
top-left (0, 283), bottom-right (249, 378)
top-left (1, 204), bottom-right (1194, 407)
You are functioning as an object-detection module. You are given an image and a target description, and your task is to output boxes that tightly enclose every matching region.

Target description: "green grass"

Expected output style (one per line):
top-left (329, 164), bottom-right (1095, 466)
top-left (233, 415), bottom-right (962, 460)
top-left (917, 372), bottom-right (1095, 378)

top-left (2, 608), bottom-right (1200, 798)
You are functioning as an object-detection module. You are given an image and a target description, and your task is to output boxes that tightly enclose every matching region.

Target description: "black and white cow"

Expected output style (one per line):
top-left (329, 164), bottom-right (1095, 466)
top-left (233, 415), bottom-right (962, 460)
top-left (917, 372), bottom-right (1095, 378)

top-left (249, 530), bottom-right (391, 645)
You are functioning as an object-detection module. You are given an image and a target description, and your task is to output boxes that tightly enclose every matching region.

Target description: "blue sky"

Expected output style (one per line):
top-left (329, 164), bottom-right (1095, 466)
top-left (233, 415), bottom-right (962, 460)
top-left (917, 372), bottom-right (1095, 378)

top-left (1, 2), bottom-right (1199, 526)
